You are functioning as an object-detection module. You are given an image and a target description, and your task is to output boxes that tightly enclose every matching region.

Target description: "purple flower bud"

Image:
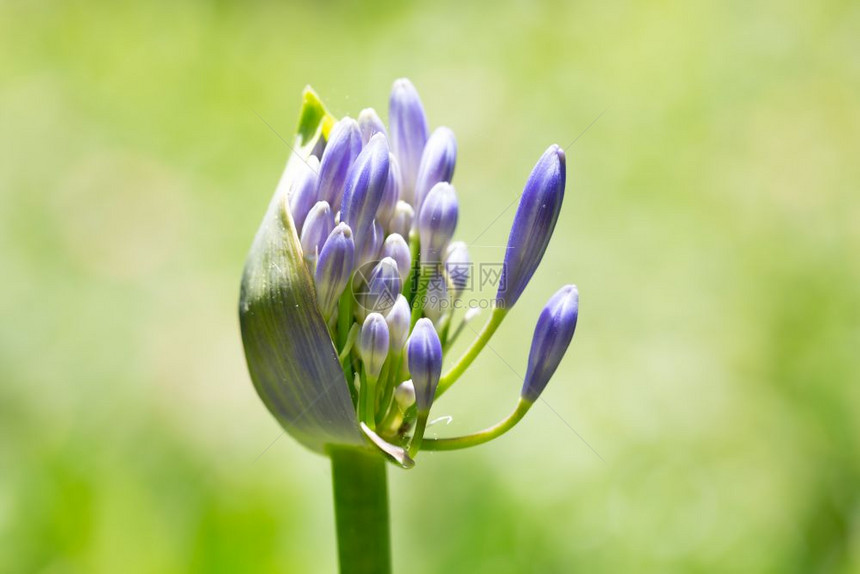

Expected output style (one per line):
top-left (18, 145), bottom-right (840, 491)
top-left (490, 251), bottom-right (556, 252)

top-left (414, 127), bottom-right (457, 218)
top-left (407, 318), bottom-right (442, 413)
top-left (358, 108), bottom-right (387, 145)
top-left (364, 257), bottom-right (402, 314)
top-left (300, 201), bottom-right (334, 262)
top-left (385, 295), bottom-right (411, 352)
top-left (498, 145), bottom-right (566, 309)
top-left (288, 156), bottom-right (320, 232)
top-left (359, 313), bottom-right (390, 379)
top-left (314, 223), bottom-right (355, 321)
top-left (521, 285), bottom-right (579, 403)
top-left (386, 200), bottom-right (414, 237)
top-left (389, 78), bottom-right (429, 203)
top-left (417, 182), bottom-right (458, 263)
top-left (317, 117), bottom-right (362, 211)
top-left (341, 133), bottom-right (390, 257)
top-left (376, 153), bottom-right (401, 225)
top-left (381, 233), bottom-right (411, 284)
top-left (355, 219), bottom-right (384, 271)
top-left (444, 241), bottom-right (471, 298)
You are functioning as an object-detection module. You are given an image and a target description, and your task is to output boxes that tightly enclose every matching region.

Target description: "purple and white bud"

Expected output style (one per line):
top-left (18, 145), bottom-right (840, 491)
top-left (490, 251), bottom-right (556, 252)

top-left (376, 153), bottom-right (401, 225)
top-left (381, 233), bottom-right (411, 284)
top-left (386, 200), bottom-right (414, 238)
top-left (417, 182), bottom-right (458, 263)
top-left (388, 78), bottom-right (429, 203)
top-left (385, 295), bottom-right (411, 353)
top-left (423, 268), bottom-right (449, 325)
top-left (314, 223), bottom-right (355, 321)
top-left (341, 133), bottom-right (390, 257)
top-left (498, 145), bottom-right (566, 309)
top-left (407, 318), bottom-right (442, 413)
top-left (355, 219), bottom-right (384, 271)
top-left (444, 241), bottom-right (471, 298)
top-left (521, 285), bottom-right (579, 403)
top-left (414, 127), bottom-right (457, 219)
top-left (300, 201), bottom-right (334, 262)
top-left (317, 117), bottom-right (362, 211)
top-left (288, 156), bottom-right (320, 233)
top-left (358, 108), bottom-right (387, 145)
top-left (364, 257), bottom-right (402, 315)
top-left (394, 379), bottom-right (416, 412)
top-left (359, 313), bottom-right (390, 379)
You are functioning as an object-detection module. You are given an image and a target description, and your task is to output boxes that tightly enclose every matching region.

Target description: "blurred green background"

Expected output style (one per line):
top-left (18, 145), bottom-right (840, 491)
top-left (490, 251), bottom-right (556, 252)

top-left (2, 0), bottom-right (859, 572)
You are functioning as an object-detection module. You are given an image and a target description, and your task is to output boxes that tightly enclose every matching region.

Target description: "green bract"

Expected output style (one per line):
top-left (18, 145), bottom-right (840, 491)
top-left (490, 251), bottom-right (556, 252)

top-left (239, 89), bottom-right (363, 453)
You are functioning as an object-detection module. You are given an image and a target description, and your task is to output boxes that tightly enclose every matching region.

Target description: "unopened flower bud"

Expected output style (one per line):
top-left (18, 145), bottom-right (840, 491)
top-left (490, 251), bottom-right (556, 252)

top-left (385, 295), bottom-right (411, 352)
top-left (358, 108), bottom-right (387, 144)
top-left (414, 127), bottom-right (457, 218)
top-left (394, 379), bottom-right (416, 411)
top-left (381, 233), bottom-right (411, 284)
top-left (317, 117), bottom-right (362, 211)
top-left (359, 313), bottom-right (390, 379)
top-left (314, 223), bottom-right (355, 321)
top-left (288, 156), bottom-right (320, 232)
top-left (417, 182), bottom-right (458, 263)
top-left (377, 153), bottom-right (401, 224)
top-left (498, 145), bottom-right (565, 308)
top-left (386, 200), bottom-right (414, 237)
top-left (521, 285), bottom-right (579, 402)
top-left (389, 78), bottom-right (428, 203)
top-left (364, 257), bottom-right (402, 314)
top-left (444, 241), bottom-right (471, 298)
top-left (355, 219), bottom-right (384, 270)
top-left (300, 201), bottom-right (334, 262)
top-left (407, 318), bottom-right (442, 413)
top-left (341, 133), bottom-right (390, 257)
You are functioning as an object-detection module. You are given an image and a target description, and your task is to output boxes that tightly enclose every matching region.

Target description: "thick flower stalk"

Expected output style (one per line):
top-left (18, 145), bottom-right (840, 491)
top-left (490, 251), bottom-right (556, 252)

top-left (239, 80), bottom-right (581, 574)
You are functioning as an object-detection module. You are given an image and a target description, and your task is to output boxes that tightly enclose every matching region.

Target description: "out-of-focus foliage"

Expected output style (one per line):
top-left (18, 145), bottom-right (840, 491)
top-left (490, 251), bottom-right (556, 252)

top-left (1, 0), bottom-right (858, 572)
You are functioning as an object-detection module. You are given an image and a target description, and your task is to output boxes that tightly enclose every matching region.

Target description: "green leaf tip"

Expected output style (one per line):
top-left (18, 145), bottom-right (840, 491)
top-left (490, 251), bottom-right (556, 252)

top-left (296, 86), bottom-right (335, 146)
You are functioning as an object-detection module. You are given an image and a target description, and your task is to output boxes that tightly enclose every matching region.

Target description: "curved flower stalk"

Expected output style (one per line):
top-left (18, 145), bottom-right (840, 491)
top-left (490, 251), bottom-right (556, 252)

top-left (239, 81), bottom-right (581, 574)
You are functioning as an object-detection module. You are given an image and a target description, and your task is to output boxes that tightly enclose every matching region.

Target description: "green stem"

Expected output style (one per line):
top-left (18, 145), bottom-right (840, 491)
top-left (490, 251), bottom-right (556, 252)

top-left (408, 411), bottom-right (429, 457)
top-left (329, 447), bottom-right (391, 574)
top-left (404, 231), bottom-right (421, 301)
top-left (420, 399), bottom-right (532, 451)
top-left (436, 307), bottom-right (508, 397)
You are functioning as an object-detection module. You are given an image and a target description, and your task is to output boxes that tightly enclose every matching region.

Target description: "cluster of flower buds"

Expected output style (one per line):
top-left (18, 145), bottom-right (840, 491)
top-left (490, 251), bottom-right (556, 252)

top-left (239, 80), bottom-right (580, 466)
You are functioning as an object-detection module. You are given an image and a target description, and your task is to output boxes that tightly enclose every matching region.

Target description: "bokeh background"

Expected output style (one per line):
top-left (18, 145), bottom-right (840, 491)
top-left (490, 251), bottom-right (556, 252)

top-left (2, 0), bottom-right (859, 572)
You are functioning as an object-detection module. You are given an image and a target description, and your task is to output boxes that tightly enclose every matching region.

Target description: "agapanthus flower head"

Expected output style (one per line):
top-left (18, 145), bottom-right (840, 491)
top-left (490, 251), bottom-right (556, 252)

top-left (239, 82), bottom-right (579, 467)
